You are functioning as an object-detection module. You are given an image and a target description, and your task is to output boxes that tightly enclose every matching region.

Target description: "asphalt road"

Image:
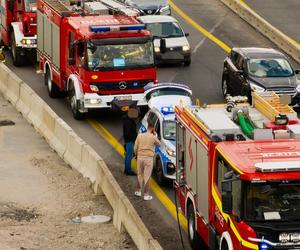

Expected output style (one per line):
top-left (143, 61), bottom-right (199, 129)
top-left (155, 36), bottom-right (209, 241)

top-left (3, 0), bottom-right (300, 248)
top-left (243, 0), bottom-right (300, 43)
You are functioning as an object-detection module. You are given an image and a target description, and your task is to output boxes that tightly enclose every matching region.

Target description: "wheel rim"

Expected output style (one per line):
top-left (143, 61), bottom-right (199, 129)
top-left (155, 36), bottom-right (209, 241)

top-left (11, 36), bottom-right (16, 60)
top-left (70, 92), bottom-right (77, 113)
top-left (222, 78), bottom-right (228, 96)
top-left (188, 212), bottom-right (195, 241)
top-left (47, 72), bottom-right (52, 92)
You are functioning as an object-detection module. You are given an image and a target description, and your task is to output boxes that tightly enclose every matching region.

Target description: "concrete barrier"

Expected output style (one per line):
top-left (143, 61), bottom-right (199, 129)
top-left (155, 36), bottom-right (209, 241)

top-left (50, 118), bottom-right (73, 158)
top-left (0, 62), bottom-right (162, 250)
top-left (27, 93), bottom-right (44, 132)
top-left (4, 73), bottom-right (22, 106)
top-left (219, 0), bottom-right (300, 64)
top-left (63, 130), bottom-right (86, 171)
top-left (41, 105), bottom-right (58, 144)
top-left (0, 64), bottom-right (10, 95)
top-left (16, 83), bottom-right (34, 117)
top-left (80, 144), bottom-right (101, 183)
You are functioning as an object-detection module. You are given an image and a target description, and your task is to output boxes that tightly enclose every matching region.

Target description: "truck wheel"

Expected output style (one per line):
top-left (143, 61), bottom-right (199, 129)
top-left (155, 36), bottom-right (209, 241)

top-left (155, 157), bottom-right (166, 186)
top-left (187, 204), bottom-right (197, 248)
top-left (10, 33), bottom-right (25, 66)
top-left (222, 75), bottom-right (231, 98)
top-left (69, 86), bottom-right (85, 120)
top-left (45, 68), bottom-right (60, 98)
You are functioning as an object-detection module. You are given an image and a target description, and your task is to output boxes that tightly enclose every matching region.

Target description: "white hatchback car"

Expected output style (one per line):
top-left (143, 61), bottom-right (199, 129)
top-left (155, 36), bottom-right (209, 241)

top-left (139, 83), bottom-right (192, 185)
top-left (138, 15), bottom-right (191, 66)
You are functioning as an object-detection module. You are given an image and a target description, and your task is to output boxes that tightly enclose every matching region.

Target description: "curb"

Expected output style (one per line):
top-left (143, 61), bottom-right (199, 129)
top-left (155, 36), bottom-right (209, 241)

top-left (0, 64), bottom-right (162, 250)
top-left (219, 0), bottom-right (300, 64)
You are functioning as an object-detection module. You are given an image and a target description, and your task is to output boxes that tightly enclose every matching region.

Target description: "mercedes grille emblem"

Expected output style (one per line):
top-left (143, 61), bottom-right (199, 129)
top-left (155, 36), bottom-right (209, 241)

top-left (119, 81), bottom-right (127, 90)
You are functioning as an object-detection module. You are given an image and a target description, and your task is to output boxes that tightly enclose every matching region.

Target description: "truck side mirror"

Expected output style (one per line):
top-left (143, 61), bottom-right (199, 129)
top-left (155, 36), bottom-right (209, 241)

top-left (185, 33), bottom-right (189, 37)
top-left (160, 38), bottom-right (166, 54)
top-left (8, 0), bottom-right (14, 12)
top-left (221, 179), bottom-right (232, 215)
top-left (295, 69), bottom-right (300, 74)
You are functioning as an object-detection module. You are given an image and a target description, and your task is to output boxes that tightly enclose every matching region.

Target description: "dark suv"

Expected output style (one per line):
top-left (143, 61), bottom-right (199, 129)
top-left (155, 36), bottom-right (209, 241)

top-left (222, 47), bottom-right (300, 105)
top-left (120, 0), bottom-right (170, 15)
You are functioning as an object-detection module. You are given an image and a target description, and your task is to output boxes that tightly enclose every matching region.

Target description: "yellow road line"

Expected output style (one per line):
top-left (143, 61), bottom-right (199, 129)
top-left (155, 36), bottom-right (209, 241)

top-left (88, 119), bottom-right (188, 232)
top-left (169, 0), bottom-right (231, 53)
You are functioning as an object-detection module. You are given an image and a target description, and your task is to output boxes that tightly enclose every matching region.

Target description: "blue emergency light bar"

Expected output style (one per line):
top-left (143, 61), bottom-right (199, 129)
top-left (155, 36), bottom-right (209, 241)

top-left (161, 106), bottom-right (175, 115)
top-left (90, 24), bottom-right (145, 33)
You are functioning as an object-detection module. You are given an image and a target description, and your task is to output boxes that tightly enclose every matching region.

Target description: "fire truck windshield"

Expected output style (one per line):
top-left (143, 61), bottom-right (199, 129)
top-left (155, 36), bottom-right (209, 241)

top-left (24, 0), bottom-right (36, 12)
top-left (87, 41), bottom-right (154, 71)
top-left (244, 180), bottom-right (300, 222)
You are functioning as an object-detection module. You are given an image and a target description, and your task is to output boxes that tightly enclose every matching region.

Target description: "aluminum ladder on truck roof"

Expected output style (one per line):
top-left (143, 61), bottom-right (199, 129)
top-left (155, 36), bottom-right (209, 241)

top-left (252, 91), bottom-right (297, 121)
top-left (99, 0), bottom-right (139, 16)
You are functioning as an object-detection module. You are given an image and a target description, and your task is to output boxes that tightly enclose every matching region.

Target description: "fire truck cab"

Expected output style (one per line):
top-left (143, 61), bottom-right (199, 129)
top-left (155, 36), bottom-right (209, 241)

top-left (0, 0), bottom-right (37, 65)
top-left (37, 0), bottom-right (156, 119)
top-left (175, 92), bottom-right (300, 249)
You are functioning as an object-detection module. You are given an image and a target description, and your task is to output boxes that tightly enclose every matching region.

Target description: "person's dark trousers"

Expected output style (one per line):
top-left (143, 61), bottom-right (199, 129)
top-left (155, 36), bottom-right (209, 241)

top-left (124, 142), bottom-right (134, 174)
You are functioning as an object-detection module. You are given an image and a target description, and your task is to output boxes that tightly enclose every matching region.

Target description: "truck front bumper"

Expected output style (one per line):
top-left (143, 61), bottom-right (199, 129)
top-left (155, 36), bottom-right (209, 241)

top-left (83, 93), bottom-right (147, 109)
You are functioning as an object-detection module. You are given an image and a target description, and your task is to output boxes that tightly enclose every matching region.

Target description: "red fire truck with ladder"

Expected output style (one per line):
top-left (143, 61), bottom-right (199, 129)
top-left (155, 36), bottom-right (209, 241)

top-left (175, 92), bottom-right (300, 249)
top-left (37, 0), bottom-right (156, 119)
top-left (0, 0), bottom-right (37, 66)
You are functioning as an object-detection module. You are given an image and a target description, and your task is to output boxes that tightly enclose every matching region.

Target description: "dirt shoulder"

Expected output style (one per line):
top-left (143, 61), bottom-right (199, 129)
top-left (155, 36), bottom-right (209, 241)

top-left (0, 95), bottom-right (135, 250)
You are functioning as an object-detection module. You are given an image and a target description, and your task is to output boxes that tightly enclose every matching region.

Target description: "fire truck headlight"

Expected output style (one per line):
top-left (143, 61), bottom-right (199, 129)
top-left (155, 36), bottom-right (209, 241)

top-left (279, 233), bottom-right (290, 243)
top-left (90, 85), bottom-right (99, 92)
top-left (85, 98), bottom-right (101, 104)
top-left (154, 46), bottom-right (160, 53)
top-left (166, 148), bottom-right (176, 157)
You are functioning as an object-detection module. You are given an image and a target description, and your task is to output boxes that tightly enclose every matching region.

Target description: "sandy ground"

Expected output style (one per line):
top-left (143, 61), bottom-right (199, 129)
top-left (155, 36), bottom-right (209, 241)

top-left (0, 95), bottom-right (136, 250)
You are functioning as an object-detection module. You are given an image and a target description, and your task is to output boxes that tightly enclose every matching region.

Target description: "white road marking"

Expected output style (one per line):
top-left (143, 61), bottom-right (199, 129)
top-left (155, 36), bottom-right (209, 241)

top-left (192, 17), bottom-right (224, 54)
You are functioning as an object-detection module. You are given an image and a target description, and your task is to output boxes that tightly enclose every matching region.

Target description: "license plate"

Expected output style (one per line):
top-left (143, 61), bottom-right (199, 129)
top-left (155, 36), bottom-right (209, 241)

top-left (115, 95), bottom-right (132, 101)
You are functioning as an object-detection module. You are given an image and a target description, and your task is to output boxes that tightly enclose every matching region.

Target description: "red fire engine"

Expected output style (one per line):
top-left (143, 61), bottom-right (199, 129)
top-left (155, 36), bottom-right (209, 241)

top-left (0, 0), bottom-right (37, 65)
top-left (37, 0), bottom-right (156, 119)
top-left (175, 92), bottom-right (300, 249)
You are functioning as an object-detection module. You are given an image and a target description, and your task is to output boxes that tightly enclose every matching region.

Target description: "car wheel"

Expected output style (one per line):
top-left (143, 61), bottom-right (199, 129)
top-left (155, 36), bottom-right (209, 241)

top-left (69, 84), bottom-right (85, 120)
top-left (222, 75), bottom-right (231, 97)
top-left (45, 68), bottom-right (60, 98)
top-left (155, 157), bottom-right (166, 186)
top-left (184, 57), bottom-right (191, 66)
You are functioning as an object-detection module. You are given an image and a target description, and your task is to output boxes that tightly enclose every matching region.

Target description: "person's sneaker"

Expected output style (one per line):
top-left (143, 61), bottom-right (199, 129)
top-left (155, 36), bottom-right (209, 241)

top-left (143, 194), bottom-right (153, 201)
top-left (124, 170), bottom-right (136, 176)
top-left (134, 191), bottom-right (141, 197)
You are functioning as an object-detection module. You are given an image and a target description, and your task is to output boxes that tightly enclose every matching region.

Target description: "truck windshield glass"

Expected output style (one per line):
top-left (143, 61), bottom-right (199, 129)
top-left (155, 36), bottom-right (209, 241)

top-left (146, 22), bottom-right (184, 38)
top-left (247, 58), bottom-right (294, 78)
top-left (163, 121), bottom-right (176, 140)
top-left (24, 0), bottom-right (36, 12)
top-left (87, 41), bottom-right (154, 70)
top-left (244, 180), bottom-right (300, 221)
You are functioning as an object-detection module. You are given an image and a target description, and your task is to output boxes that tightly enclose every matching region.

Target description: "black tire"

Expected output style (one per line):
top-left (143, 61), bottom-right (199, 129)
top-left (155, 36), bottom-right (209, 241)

top-left (10, 33), bottom-right (25, 66)
top-left (221, 239), bottom-right (229, 250)
top-left (187, 204), bottom-right (197, 249)
top-left (69, 84), bottom-right (85, 120)
top-left (45, 68), bottom-right (60, 98)
top-left (184, 58), bottom-right (191, 66)
top-left (154, 157), bottom-right (167, 186)
top-left (222, 74), bottom-right (232, 98)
